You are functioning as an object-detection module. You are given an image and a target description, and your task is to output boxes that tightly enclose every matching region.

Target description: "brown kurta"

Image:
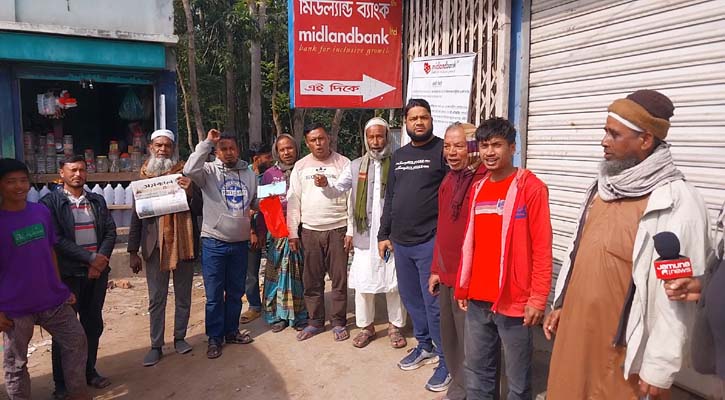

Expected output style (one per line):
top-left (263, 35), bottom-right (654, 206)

top-left (547, 194), bottom-right (649, 400)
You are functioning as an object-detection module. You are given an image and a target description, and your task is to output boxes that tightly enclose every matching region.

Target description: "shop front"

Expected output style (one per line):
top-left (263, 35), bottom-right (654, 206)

top-left (0, 30), bottom-right (177, 229)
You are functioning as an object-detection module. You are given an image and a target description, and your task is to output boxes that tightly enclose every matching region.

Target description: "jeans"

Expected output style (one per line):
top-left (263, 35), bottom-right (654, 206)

top-left (464, 300), bottom-right (532, 400)
top-left (393, 237), bottom-right (444, 361)
top-left (246, 247), bottom-right (262, 311)
top-left (201, 237), bottom-right (248, 342)
top-left (52, 270), bottom-right (108, 389)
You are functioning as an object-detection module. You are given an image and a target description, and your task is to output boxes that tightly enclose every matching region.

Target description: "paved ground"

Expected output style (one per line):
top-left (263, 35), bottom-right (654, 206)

top-left (0, 254), bottom-right (709, 399)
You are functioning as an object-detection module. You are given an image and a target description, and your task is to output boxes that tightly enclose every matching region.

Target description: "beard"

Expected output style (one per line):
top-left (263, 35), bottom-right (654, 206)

top-left (599, 157), bottom-right (639, 177)
top-left (406, 126), bottom-right (434, 143)
top-left (146, 154), bottom-right (178, 176)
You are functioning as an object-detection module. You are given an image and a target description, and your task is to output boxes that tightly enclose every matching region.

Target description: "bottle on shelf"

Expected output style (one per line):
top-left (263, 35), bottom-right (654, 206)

top-left (38, 185), bottom-right (51, 199)
top-left (27, 187), bottom-right (40, 203)
top-left (102, 184), bottom-right (114, 205)
top-left (113, 184), bottom-right (125, 205)
top-left (91, 184), bottom-right (103, 197)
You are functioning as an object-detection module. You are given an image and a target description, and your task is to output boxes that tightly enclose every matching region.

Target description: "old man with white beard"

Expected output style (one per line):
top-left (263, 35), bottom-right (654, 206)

top-left (127, 129), bottom-right (197, 367)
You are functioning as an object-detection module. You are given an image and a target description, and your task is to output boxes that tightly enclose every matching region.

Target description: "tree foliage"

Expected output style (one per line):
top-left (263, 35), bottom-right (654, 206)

top-left (174, 0), bottom-right (392, 161)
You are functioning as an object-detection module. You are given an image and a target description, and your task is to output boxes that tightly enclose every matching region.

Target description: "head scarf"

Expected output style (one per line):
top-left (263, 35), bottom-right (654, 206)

top-left (272, 133), bottom-right (299, 182)
top-left (447, 122), bottom-right (481, 221)
top-left (355, 117), bottom-right (392, 232)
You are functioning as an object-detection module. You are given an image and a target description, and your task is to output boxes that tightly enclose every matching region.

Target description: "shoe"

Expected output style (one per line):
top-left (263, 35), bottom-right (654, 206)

top-left (174, 339), bottom-right (193, 354)
top-left (425, 363), bottom-right (452, 392)
top-left (87, 374), bottom-right (111, 389)
top-left (52, 387), bottom-right (67, 400)
top-left (397, 345), bottom-right (438, 371)
top-left (225, 330), bottom-right (254, 344)
top-left (142, 347), bottom-right (162, 367)
top-left (207, 340), bottom-right (222, 359)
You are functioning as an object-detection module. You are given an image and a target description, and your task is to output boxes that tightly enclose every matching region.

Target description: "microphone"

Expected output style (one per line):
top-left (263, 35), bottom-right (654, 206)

top-left (653, 231), bottom-right (693, 280)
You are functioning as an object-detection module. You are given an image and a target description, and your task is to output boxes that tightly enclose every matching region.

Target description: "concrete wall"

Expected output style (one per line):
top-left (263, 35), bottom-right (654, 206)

top-left (4, 0), bottom-right (173, 37)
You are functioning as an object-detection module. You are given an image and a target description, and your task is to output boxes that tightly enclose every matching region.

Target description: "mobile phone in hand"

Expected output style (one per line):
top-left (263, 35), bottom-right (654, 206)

top-left (384, 248), bottom-right (391, 262)
top-left (432, 282), bottom-right (440, 295)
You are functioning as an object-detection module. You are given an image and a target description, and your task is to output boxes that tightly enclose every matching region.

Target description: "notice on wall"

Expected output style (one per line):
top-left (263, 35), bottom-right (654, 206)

top-left (288, 0), bottom-right (403, 108)
top-left (130, 174), bottom-right (189, 219)
top-left (406, 53), bottom-right (477, 139)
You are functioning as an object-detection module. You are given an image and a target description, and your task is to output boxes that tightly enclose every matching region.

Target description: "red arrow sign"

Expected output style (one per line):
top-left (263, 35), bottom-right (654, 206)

top-left (289, 0), bottom-right (403, 109)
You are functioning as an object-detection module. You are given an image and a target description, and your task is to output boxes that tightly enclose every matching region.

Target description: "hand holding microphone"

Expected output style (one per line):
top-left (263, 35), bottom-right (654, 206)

top-left (653, 231), bottom-right (701, 301)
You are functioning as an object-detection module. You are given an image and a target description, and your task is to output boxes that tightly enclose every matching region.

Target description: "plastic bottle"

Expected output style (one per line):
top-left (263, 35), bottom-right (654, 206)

top-left (27, 187), bottom-right (40, 203)
top-left (113, 184), bottom-right (125, 205)
top-left (83, 184), bottom-right (91, 193)
top-left (102, 184), bottom-right (114, 205)
top-left (123, 184), bottom-right (135, 227)
top-left (91, 184), bottom-right (103, 197)
top-left (125, 184), bottom-right (134, 206)
top-left (38, 185), bottom-right (51, 199)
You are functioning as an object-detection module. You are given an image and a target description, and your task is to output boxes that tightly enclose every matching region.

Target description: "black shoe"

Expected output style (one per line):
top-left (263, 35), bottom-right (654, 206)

top-left (52, 387), bottom-right (67, 400)
top-left (142, 347), bottom-right (162, 367)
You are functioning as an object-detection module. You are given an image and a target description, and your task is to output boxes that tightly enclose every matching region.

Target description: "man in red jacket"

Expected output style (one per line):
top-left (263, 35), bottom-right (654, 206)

top-left (455, 117), bottom-right (552, 400)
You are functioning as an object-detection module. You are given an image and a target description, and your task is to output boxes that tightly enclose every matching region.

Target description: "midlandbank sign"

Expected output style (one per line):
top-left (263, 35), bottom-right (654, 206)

top-left (298, 25), bottom-right (390, 45)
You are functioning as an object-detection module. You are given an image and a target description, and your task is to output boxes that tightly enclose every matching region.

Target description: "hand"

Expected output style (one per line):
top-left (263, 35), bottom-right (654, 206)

top-left (0, 312), bottom-right (13, 332)
top-left (428, 274), bottom-right (441, 296)
top-left (458, 299), bottom-right (468, 311)
top-left (207, 128), bottom-right (221, 144)
top-left (289, 238), bottom-right (300, 253)
top-left (313, 174), bottom-right (328, 187)
top-left (543, 309), bottom-right (562, 340)
top-left (88, 268), bottom-right (101, 279)
top-left (66, 293), bottom-right (77, 305)
top-left (344, 235), bottom-right (353, 254)
top-left (378, 240), bottom-right (393, 259)
top-left (250, 231), bottom-right (259, 250)
top-left (89, 254), bottom-right (109, 272)
top-left (665, 277), bottom-right (702, 302)
top-left (523, 305), bottom-right (544, 327)
top-left (638, 378), bottom-right (670, 399)
top-left (129, 253), bottom-right (143, 274)
top-left (177, 176), bottom-right (192, 191)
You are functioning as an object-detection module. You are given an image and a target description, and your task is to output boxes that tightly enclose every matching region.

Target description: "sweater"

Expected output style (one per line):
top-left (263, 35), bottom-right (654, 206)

top-left (184, 139), bottom-right (257, 243)
top-left (378, 137), bottom-right (447, 245)
top-left (286, 152), bottom-right (351, 239)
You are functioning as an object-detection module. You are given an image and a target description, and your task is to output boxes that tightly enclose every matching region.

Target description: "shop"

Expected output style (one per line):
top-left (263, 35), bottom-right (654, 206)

top-left (0, 30), bottom-right (177, 228)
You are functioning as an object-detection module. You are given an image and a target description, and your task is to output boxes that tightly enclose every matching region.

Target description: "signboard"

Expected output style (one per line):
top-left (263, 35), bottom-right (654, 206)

top-left (405, 53), bottom-right (477, 139)
top-left (288, 0), bottom-right (403, 108)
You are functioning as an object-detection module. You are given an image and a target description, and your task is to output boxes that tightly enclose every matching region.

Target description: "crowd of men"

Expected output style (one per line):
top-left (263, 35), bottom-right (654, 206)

top-left (1, 89), bottom-right (724, 400)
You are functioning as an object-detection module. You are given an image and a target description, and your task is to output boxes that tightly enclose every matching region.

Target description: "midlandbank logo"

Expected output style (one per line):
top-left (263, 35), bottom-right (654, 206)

top-left (423, 60), bottom-right (458, 75)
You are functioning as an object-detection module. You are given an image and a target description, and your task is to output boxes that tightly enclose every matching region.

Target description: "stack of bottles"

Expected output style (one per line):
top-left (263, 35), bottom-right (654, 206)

top-left (27, 183), bottom-right (135, 228)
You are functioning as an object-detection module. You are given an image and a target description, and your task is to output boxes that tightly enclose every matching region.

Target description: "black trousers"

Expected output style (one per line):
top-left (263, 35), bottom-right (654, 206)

top-left (52, 270), bottom-right (109, 387)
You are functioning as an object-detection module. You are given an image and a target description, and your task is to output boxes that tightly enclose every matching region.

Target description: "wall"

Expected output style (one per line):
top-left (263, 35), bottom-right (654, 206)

top-left (1, 0), bottom-right (174, 41)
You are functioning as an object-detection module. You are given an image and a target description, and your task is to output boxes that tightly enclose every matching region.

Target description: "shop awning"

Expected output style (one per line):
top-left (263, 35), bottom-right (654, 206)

top-left (0, 31), bottom-right (166, 69)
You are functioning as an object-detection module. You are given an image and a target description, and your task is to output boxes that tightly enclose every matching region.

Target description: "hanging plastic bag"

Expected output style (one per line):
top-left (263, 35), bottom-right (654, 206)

top-left (259, 196), bottom-right (289, 239)
top-left (118, 88), bottom-right (144, 120)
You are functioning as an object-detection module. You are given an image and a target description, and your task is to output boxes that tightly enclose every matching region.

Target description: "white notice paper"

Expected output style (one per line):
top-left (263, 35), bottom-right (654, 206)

top-left (130, 174), bottom-right (189, 219)
top-left (257, 181), bottom-right (286, 199)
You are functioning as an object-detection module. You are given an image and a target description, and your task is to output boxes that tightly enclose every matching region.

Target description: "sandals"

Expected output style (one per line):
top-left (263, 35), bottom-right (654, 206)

top-left (271, 320), bottom-right (289, 333)
top-left (87, 375), bottom-right (111, 389)
top-left (388, 324), bottom-right (407, 349)
top-left (207, 342), bottom-right (222, 359)
top-left (240, 309), bottom-right (261, 324)
top-left (352, 326), bottom-right (375, 348)
top-left (296, 325), bottom-right (324, 341)
top-left (225, 330), bottom-right (254, 344)
top-left (332, 326), bottom-right (350, 342)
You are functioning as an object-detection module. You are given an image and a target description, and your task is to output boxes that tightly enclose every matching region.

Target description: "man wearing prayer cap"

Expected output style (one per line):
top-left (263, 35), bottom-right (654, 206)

top-left (318, 117), bottom-right (408, 349)
top-left (544, 90), bottom-right (712, 399)
top-left (128, 129), bottom-right (197, 366)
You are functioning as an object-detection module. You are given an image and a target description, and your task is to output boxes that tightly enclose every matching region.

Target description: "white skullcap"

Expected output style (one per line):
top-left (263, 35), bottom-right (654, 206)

top-left (364, 117), bottom-right (389, 132)
top-left (150, 129), bottom-right (175, 143)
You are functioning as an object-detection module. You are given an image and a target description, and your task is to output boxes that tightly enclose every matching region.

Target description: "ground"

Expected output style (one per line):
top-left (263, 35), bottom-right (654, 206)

top-left (0, 258), bottom-right (706, 400)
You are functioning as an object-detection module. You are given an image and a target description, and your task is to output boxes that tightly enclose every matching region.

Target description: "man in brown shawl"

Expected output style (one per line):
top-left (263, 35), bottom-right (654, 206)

top-left (127, 129), bottom-right (196, 367)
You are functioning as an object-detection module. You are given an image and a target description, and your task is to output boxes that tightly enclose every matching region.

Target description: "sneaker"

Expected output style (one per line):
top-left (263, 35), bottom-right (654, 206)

top-left (142, 347), bottom-right (162, 367)
top-left (425, 363), bottom-right (452, 392)
top-left (52, 387), bottom-right (67, 400)
top-left (397, 345), bottom-right (438, 371)
top-left (174, 339), bottom-right (193, 354)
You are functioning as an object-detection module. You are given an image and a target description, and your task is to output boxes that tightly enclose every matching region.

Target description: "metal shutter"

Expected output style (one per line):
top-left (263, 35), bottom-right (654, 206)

top-left (526, 0), bottom-right (725, 396)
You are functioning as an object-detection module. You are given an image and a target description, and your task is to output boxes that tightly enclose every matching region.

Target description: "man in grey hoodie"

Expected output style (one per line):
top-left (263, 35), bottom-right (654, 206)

top-left (184, 129), bottom-right (258, 359)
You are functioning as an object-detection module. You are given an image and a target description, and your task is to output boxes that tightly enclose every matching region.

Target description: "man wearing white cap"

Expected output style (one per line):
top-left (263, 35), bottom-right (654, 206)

top-left (128, 129), bottom-right (196, 367)
top-left (318, 117), bottom-right (407, 349)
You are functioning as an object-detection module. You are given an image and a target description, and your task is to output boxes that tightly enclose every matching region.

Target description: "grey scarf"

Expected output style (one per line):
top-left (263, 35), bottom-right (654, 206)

top-left (597, 143), bottom-right (685, 201)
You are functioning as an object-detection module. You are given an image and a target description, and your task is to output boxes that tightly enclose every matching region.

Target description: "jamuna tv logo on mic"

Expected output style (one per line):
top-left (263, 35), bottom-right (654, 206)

top-left (654, 259), bottom-right (693, 280)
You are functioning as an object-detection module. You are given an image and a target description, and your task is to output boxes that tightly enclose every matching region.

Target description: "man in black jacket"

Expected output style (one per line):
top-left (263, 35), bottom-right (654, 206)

top-left (40, 155), bottom-right (117, 397)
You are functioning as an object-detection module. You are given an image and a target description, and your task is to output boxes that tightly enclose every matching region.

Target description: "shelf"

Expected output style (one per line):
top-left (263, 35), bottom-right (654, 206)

top-left (31, 172), bottom-right (139, 183)
top-left (108, 204), bottom-right (132, 210)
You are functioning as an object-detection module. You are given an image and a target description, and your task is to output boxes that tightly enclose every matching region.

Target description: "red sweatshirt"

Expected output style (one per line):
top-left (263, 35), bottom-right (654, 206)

top-left (455, 168), bottom-right (553, 317)
top-left (432, 165), bottom-right (487, 287)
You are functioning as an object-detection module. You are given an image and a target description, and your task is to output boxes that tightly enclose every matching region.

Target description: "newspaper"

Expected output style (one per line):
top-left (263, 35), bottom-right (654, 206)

top-left (130, 174), bottom-right (189, 219)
